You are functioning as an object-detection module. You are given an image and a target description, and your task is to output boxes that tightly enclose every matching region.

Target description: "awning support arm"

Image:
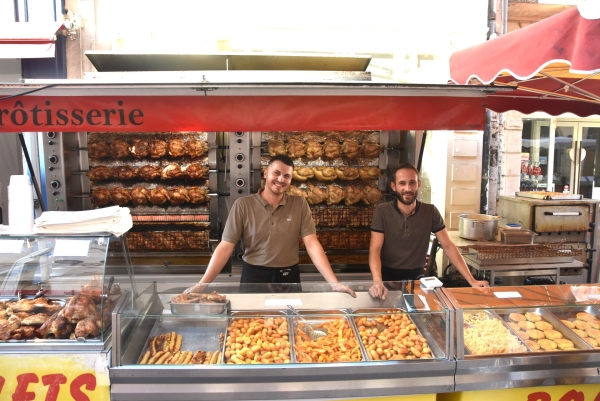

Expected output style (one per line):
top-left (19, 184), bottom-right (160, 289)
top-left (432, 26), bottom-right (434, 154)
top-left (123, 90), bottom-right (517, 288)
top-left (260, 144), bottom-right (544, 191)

top-left (492, 81), bottom-right (600, 105)
top-left (539, 72), bottom-right (600, 103)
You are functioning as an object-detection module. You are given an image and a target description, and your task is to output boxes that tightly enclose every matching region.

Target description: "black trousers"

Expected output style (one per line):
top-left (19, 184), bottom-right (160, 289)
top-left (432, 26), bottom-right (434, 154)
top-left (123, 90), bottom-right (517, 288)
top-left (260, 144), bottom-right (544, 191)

top-left (381, 266), bottom-right (423, 281)
top-left (240, 261), bottom-right (301, 293)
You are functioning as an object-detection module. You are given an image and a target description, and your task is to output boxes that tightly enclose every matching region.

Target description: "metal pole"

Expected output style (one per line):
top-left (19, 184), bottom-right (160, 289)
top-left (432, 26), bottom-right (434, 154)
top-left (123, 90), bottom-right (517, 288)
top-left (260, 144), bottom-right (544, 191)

top-left (17, 133), bottom-right (46, 212)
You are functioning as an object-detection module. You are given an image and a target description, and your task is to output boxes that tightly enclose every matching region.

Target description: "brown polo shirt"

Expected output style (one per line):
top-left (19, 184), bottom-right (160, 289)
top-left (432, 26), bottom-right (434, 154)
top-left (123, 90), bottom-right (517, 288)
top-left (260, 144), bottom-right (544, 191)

top-left (221, 188), bottom-right (316, 267)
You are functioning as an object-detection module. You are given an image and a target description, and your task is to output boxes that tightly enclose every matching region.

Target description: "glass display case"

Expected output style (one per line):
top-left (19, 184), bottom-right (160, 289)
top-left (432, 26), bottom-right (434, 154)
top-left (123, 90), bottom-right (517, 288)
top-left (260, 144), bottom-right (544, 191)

top-left (442, 284), bottom-right (600, 391)
top-left (110, 280), bottom-right (454, 401)
top-left (0, 234), bottom-right (131, 351)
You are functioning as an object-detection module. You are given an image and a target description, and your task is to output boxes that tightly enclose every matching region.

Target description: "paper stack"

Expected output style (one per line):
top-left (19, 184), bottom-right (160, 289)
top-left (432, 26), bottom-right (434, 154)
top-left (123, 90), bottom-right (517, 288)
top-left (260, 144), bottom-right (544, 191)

top-left (33, 206), bottom-right (133, 237)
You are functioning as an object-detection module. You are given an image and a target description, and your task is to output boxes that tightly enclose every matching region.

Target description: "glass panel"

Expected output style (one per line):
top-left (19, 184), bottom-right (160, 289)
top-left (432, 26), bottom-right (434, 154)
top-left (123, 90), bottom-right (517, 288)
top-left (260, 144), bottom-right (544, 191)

top-left (553, 126), bottom-right (575, 193)
top-left (521, 120), bottom-right (550, 191)
top-left (580, 126), bottom-right (600, 199)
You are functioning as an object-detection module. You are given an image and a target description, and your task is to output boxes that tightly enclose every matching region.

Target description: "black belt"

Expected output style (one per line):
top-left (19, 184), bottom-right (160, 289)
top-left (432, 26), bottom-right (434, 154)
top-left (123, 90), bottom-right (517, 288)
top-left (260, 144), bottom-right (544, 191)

top-left (240, 261), bottom-right (301, 293)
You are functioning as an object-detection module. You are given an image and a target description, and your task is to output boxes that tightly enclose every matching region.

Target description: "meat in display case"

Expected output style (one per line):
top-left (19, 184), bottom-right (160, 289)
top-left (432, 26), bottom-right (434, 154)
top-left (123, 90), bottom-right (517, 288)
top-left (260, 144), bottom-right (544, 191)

top-left (0, 234), bottom-right (132, 351)
top-left (109, 280), bottom-right (455, 400)
top-left (442, 284), bottom-right (600, 391)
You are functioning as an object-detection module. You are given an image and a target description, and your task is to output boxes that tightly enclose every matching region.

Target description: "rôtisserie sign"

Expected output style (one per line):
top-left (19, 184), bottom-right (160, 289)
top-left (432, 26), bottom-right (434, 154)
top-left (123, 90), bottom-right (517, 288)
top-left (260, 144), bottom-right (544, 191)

top-left (0, 354), bottom-right (109, 401)
top-left (0, 95), bottom-right (487, 132)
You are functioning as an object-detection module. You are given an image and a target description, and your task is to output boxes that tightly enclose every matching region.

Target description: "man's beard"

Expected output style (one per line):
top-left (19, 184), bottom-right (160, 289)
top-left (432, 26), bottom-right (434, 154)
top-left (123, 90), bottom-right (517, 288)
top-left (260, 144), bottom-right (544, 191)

top-left (395, 190), bottom-right (417, 205)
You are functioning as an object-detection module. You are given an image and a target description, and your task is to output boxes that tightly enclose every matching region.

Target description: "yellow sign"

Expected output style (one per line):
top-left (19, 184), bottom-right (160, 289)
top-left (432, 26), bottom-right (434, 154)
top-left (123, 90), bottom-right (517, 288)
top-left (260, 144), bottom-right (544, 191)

top-left (0, 353), bottom-right (109, 401)
top-left (438, 384), bottom-right (600, 401)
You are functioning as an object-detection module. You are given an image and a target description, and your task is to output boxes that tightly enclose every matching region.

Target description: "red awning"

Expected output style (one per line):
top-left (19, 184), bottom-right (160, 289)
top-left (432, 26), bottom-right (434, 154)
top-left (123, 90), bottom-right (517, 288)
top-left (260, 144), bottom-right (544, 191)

top-left (449, 4), bottom-right (600, 116)
top-left (0, 21), bottom-right (65, 59)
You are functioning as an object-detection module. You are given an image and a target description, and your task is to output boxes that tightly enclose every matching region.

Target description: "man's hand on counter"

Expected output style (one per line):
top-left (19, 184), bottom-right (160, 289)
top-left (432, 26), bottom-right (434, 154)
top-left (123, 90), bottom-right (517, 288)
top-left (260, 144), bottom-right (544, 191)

top-left (184, 283), bottom-right (208, 294)
top-left (470, 279), bottom-right (489, 288)
top-left (330, 283), bottom-right (357, 298)
top-left (368, 282), bottom-right (388, 300)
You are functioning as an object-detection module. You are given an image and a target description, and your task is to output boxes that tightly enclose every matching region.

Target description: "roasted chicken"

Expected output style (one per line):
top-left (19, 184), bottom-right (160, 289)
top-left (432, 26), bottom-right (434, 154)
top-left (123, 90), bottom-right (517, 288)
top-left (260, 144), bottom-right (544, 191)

top-left (61, 294), bottom-right (97, 323)
top-left (344, 185), bottom-right (364, 206)
top-left (131, 186), bottom-right (151, 206)
top-left (7, 297), bottom-right (61, 315)
top-left (91, 188), bottom-right (112, 206)
top-left (327, 185), bottom-right (344, 205)
top-left (0, 303), bottom-right (7, 320)
top-left (137, 165), bottom-right (161, 181)
top-left (168, 187), bottom-right (190, 205)
top-left (149, 139), bottom-right (168, 158)
top-left (87, 141), bottom-right (110, 158)
top-left (362, 186), bottom-right (383, 206)
top-left (335, 167), bottom-right (359, 181)
top-left (87, 166), bottom-right (114, 181)
top-left (20, 313), bottom-right (50, 326)
top-left (110, 188), bottom-right (132, 206)
top-left (359, 166), bottom-right (381, 180)
top-left (323, 140), bottom-right (342, 158)
top-left (37, 312), bottom-right (71, 339)
top-left (185, 164), bottom-right (209, 180)
top-left (114, 165), bottom-right (138, 180)
top-left (312, 166), bottom-right (337, 182)
top-left (130, 139), bottom-right (150, 159)
top-left (73, 317), bottom-right (101, 339)
top-left (342, 140), bottom-right (361, 159)
top-left (9, 326), bottom-right (35, 340)
top-left (188, 186), bottom-right (209, 204)
top-left (363, 141), bottom-right (382, 158)
top-left (292, 166), bottom-right (314, 182)
top-left (161, 164), bottom-right (185, 180)
top-left (287, 139), bottom-right (306, 158)
top-left (0, 315), bottom-right (20, 340)
top-left (110, 140), bottom-right (130, 158)
top-left (287, 185), bottom-right (307, 198)
top-left (306, 140), bottom-right (323, 159)
top-left (268, 139), bottom-right (286, 157)
top-left (306, 185), bottom-right (328, 205)
top-left (168, 139), bottom-right (187, 157)
top-left (187, 139), bottom-right (208, 158)
top-left (150, 186), bottom-right (170, 205)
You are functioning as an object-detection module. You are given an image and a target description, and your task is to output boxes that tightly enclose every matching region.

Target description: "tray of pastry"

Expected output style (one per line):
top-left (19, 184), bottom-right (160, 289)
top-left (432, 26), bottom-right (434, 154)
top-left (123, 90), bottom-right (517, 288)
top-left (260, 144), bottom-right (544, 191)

top-left (223, 311), bottom-right (293, 364)
top-left (290, 309), bottom-right (364, 363)
top-left (498, 309), bottom-right (591, 352)
top-left (462, 310), bottom-right (531, 356)
top-left (351, 308), bottom-right (436, 361)
top-left (545, 306), bottom-right (600, 350)
top-left (136, 316), bottom-right (227, 365)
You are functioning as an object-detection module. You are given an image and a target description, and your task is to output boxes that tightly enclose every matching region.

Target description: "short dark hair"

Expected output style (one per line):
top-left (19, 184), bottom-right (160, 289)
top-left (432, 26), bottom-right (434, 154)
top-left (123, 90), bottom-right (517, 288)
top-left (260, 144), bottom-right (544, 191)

top-left (393, 162), bottom-right (420, 181)
top-left (268, 154), bottom-right (294, 168)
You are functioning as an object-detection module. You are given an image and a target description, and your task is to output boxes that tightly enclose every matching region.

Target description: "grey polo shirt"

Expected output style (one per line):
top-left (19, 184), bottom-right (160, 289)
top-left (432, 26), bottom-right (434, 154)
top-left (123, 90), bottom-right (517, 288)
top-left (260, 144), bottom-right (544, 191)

top-left (221, 188), bottom-right (317, 267)
top-left (371, 200), bottom-right (445, 270)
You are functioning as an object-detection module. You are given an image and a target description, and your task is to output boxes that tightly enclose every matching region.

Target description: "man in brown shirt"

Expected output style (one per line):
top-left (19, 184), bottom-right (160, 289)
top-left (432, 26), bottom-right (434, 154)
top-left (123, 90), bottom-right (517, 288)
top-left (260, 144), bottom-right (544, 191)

top-left (369, 163), bottom-right (488, 299)
top-left (187, 155), bottom-right (355, 296)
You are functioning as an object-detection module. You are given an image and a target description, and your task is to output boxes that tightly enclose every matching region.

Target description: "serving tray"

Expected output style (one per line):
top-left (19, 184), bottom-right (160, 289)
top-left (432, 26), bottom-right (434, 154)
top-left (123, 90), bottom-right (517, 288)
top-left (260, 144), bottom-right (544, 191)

top-left (516, 191), bottom-right (583, 200)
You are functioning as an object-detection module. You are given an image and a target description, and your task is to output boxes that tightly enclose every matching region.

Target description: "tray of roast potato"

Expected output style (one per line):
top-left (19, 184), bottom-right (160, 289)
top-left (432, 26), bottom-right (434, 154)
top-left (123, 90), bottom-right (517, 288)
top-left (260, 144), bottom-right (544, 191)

top-left (499, 309), bottom-right (592, 352)
top-left (543, 306), bottom-right (600, 350)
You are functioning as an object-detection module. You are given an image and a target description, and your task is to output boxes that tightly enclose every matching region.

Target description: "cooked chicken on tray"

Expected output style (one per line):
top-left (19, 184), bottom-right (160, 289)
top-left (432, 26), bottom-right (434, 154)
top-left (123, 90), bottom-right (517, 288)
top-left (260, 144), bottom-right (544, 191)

top-left (170, 291), bottom-right (227, 304)
top-left (293, 167), bottom-right (315, 182)
top-left (187, 138), bottom-right (209, 158)
top-left (185, 164), bottom-right (209, 180)
top-left (168, 187), bottom-right (190, 205)
top-left (168, 138), bottom-right (187, 157)
top-left (341, 140), bottom-right (361, 159)
top-left (363, 141), bottom-right (382, 158)
top-left (114, 165), bottom-right (138, 180)
top-left (313, 166), bottom-right (337, 182)
top-left (287, 138), bottom-right (306, 158)
top-left (149, 139), bottom-right (168, 158)
top-left (130, 139), bottom-right (150, 159)
top-left (87, 141), bottom-right (110, 158)
top-left (150, 186), bottom-right (170, 205)
top-left (87, 166), bottom-right (114, 180)
top-left (188, 186), bottom-right (210, 204)
top-left (323, 139), bottom-right (342, 158)
top-left (137, 165), bottom-right (162, 181)
top-left (288, 185), bottom-right (307, 198)
top-left (110, 187), bottom-right (132, 206)
top-left (306, 185), bottom-right (328, 205)
top-left (335, 167), bottom-right (359, 181)
top-left (131, 186), bottom-right (151, 205)
top-left (306, 139), bottom-right (323, 159)
top-left (327, 185), bottom-right (344, 205)
top-left (161, 164), bottom-right (185, 180)
top-left (344, 185), bottom-right (364, 206)
top-left (91, 188), bottom-right (112, 206)
top-left (362, 186), bottom-right (383, 206)
top-left (268, 139), bottom-right (286, 157)
top-left (359, 166), bottom-right (381, 180)
top-left (110, 139), bottom-right (130, 159)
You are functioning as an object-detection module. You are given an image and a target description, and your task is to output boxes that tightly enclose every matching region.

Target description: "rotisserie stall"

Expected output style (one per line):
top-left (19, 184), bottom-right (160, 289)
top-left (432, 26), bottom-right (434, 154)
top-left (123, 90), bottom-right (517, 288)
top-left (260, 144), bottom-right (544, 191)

top-left (85, 132), bottom-right (216, 273)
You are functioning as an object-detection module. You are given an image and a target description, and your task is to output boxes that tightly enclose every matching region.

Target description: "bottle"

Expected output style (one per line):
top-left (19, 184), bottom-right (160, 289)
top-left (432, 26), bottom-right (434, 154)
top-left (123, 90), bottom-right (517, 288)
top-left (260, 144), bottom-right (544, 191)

top-left (8, 175), bottom-right (34, 233)
top-left (563, 185), bottom-right (569, 194)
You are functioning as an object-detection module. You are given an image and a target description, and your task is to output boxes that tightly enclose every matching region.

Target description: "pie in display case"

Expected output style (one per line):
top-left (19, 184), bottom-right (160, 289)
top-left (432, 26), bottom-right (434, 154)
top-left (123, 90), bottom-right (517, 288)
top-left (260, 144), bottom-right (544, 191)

top-left (442, 284), bottom-right (600, 391)
top-left (110, 280), bottom-right (455, 401)
top-left (0, 234), bottom-right (132, 351)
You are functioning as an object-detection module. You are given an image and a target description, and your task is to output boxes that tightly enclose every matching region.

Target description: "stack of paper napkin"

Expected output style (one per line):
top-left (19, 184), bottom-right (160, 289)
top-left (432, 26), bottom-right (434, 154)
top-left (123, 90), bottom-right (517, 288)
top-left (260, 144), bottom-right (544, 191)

top-left (33, 206), bottom-right (132, 237)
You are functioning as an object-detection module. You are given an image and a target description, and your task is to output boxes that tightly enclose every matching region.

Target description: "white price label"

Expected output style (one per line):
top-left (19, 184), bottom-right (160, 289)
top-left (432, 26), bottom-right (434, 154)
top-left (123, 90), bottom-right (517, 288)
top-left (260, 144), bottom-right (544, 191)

top-left (494, 291), bottom-right (522, 299)
top-left (53, 240), bottom-right (90, 257)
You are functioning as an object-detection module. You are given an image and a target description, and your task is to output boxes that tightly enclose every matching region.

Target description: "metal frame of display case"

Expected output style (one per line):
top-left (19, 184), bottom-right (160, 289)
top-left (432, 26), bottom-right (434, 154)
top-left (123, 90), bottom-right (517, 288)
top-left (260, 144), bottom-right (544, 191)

top-left (110, 282), bottom-right (455, 401)
top-left (441, 286), bottom-right (600, 391)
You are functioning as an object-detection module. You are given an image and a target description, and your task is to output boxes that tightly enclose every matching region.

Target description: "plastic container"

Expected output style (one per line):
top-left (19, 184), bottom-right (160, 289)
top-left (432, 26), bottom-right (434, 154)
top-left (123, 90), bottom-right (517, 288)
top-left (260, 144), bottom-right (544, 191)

top-left (504, 223), bottom-right (521, 229)
top-left (8, 175), bottom-right (34, 234)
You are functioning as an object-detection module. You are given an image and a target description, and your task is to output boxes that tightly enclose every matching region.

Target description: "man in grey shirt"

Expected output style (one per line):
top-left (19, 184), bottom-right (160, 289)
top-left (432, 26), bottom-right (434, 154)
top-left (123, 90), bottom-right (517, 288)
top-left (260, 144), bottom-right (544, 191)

top-left (187, 155), bottom-right (355, 296)
top-left (369, 163), bottom-right (488, 299)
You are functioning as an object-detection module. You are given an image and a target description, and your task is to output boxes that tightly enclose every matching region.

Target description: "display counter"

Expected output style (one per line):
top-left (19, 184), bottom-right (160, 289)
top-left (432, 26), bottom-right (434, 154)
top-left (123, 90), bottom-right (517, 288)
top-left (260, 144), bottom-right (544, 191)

top-left (0, 234), bottom-right (133, 400)
top-left (443, 284), bottom-right (600, 391)
top-left (110, 280), bottom-right (454, 401)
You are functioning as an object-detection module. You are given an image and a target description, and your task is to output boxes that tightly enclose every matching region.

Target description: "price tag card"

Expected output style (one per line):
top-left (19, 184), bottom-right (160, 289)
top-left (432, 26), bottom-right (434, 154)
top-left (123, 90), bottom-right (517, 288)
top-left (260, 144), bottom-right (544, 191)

top-left (264, 298), bottom-right (302, 307)
top-left (494, 291), bottom-right (522, 299)
top-left (53, 240), bottom-right (91, 257)
top-left (0, 240), bottom-right (24, 253)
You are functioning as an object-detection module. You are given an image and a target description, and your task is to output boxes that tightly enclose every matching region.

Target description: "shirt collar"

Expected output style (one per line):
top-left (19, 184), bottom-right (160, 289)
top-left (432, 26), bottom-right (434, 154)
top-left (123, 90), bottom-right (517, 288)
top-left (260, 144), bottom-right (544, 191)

top-left (256, 188), bottom-right (287, 207)
top-left (392, 199), bottom-right (421, 216)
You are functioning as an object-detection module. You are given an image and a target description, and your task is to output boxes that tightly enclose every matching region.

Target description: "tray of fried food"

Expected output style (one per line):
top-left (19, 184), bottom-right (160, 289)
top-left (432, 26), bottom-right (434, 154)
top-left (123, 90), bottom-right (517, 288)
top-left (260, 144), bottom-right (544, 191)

top-left (137, 323), bottom-right (225, 365)
top-left (545, 306), bottom-right (600, 350)
top-left (462, 311), bottom-right (530, 356)
top-left (353, 308), bottom-right (433, 361)
top-left (292, 310), bottom-right (363, 363)
top-left (223, 312), bottom-right (292, 364)
top-left (500, 309), bottom-right (590, 352)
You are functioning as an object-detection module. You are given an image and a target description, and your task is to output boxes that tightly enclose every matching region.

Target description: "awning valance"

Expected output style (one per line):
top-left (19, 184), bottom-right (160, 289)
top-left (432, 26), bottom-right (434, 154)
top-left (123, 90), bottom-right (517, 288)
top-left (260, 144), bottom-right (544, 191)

top-left (0, 21), bottom-right (65, 59)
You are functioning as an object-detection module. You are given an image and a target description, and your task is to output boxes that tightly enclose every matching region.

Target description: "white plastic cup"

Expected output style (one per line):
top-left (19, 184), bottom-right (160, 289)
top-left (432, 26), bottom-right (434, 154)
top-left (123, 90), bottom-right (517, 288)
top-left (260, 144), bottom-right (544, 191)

top-left (8, 175), bottom-right (34, 234)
